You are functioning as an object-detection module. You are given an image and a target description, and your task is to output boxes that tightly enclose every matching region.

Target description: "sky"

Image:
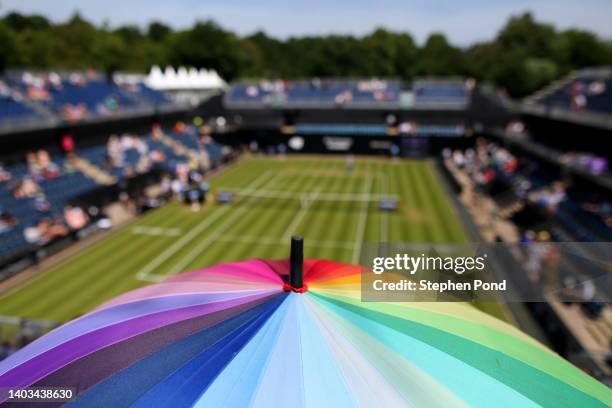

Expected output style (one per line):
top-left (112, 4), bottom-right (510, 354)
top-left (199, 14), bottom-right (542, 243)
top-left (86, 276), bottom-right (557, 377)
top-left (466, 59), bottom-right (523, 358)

top-left (1, 0), bottom-right (611, 46)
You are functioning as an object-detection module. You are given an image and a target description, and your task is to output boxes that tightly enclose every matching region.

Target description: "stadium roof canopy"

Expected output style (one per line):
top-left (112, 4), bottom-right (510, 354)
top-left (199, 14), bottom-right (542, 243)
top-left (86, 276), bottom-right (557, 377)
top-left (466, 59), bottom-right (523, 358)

top-left (145, 66), bottom-right (226, 91)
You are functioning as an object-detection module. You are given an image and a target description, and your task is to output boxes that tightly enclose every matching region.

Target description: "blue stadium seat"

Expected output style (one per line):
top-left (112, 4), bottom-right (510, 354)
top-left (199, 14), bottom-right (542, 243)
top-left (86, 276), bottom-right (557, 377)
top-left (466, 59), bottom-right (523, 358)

top-left (413, 83), bottom-right (468, 106)
top-left (227, 80), bottom-right (401, 104)
top-left (0, 96), bottom-right (38, 123)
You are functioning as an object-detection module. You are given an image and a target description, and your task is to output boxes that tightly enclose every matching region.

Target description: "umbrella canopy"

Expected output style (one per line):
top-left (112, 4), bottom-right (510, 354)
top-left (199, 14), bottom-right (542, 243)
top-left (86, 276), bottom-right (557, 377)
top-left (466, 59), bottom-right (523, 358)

top-left (0, 258), bottom-right (610, 407)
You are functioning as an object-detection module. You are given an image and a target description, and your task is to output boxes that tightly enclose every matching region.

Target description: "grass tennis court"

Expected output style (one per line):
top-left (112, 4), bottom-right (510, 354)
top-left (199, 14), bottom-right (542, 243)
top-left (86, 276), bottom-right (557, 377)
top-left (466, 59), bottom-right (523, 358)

top-left (0, 156), bottom-right (482, 323)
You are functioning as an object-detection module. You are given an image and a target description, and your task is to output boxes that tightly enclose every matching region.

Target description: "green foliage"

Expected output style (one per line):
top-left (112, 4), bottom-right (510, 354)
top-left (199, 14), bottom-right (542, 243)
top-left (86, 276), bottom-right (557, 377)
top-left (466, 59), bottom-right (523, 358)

top-left (0, 21), bottom-right (20, 71)
top-left (0, 11), bottom-right (610, 96)
top-left (417, 33), bottom-right (466, 76)
top-left (166, 21), bottom-right (257, 80)
top-left (497, 13), bottom-right (557, 59)
top-left (147, 21), bottom-right (171, 42)
top-left (523, 58), bottom-right (559, 92)
top-left (554, 29), bottom-right (610, 70)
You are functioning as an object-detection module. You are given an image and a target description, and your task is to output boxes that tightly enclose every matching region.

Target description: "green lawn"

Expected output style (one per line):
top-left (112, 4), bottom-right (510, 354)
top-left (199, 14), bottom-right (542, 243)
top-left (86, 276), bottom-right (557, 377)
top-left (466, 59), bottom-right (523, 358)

top-left (0, 156), bottom-right (504, 323)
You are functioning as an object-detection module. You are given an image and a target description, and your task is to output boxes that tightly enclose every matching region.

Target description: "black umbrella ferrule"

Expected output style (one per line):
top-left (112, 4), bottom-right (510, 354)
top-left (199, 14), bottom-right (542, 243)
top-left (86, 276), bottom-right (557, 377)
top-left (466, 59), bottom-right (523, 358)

top-left (289, 236), bottom-right (304, 290)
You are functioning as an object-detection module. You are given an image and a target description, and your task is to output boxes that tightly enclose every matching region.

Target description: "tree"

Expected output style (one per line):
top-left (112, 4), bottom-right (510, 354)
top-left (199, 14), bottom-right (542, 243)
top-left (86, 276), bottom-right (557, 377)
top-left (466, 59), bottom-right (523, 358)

top-left (50, 13), bottom-right (100, 68)
top-left (496, 12), bottom-right (556, 59)
top-left (363, 29), bottom-right (418, 78)
top-left (114, 25), bottom-right (144, 44)
top-left (523, 58), bottom-right (558, 93)
top-left (0, 22), bottom-right (20, 72)
top-left (554, 29), bottom-right (610, 71)
top-left (168, 21), bottom-right (256, 80)
top-left (3, 12), bottom-right (50, 32)
top-left (417, 33), bottom-right (466, 76)
top-left (0, 10), bottom-right (610, 96)
top-left (147, 21), bottom-right (171, 42)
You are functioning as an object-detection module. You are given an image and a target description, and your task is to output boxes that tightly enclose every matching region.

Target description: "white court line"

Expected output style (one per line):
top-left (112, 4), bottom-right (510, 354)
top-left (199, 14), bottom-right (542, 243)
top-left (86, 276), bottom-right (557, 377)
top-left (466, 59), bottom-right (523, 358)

top-left (132, 226), bottom-right (182, 237)
top-left (222, 188), bottom-right (397, 202)
top-left (352, 175), bottom-right (373, 264)
top-left (135, 207), bottom-right (232, 281)
top-left (161, 172), bottom-right (284, 278)
top-left (135, 170), bottom-right (275, 281)
top-left (140, 167), bottom-right (386, 281)
top-left (379, 172), bottom-right (389, 243)
top-left (140, 234), bottom-right (355, 282)
top-left (281, 188), bottom-right (322, 241)
top-left (215, 235), bottom-right (355, 250)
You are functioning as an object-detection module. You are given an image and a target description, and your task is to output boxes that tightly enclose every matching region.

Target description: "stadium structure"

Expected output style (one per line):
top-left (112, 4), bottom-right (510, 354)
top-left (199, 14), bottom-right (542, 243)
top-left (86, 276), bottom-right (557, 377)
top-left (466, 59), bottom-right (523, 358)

top-left (0, 66), bottom-right (611, 389)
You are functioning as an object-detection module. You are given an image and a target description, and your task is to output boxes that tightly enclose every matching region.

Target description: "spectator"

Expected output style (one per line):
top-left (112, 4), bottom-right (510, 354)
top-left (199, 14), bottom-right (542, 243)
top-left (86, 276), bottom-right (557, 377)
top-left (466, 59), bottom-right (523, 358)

top-left (571, 93), bottom-right (587, 111)
top-left (520, 230), bottom-right (536, 245)
top-left (529, 181), bottom-right (567, 213)
top-left (41, 218), bottom-right (69, 242)
top-left (23, 223), bottom-right (42, 244)
top-left (171, 178), bottom-right (185, 199)
top-left (587, 80), bottom-right (606, 96)
top-left (62, 103), bottom-right (87, 121)
top-left (24, 150), bottom-right (61, 179)
top-left (23, 218), bottom-right (68, 245)
top-left (37, 150), bottom-right (60, 179)
top-left (33, 194), bottom-right (51, 213)
top-left (160, 175), bottom-right (172, 195)
top-left (188, 189), bottom-right (201, 211)
top-left (583, 196), bottom-right (612, 227)
top-left (97, 95), bottom-right (119, 114)
top-left (12, 177), bottom-right (40, 199)
top-left (63, 155), bottom-right (78, 174)
top-left (123, 165), bottom-right (135, 178)
top-left (174, 121), bottom-right (186, 134)
top-left (188, 169), bottom-right (203, 184)
top-left (26, 151), bottom-right (42, 175)
top-left (246, 85), bottom-right (259, 97)
top-left (525, 231), bottom-right (551, 283)
top-left (0, 162), bottom-right (11, 182)
top-left (151, 123), bottom-right (163, 139)
top-left (561, 278), bottom-right (606, 318)
top-left (64, 206), bottom-right (89, 230)
top-left (0, 208), bottom-right (18, 233)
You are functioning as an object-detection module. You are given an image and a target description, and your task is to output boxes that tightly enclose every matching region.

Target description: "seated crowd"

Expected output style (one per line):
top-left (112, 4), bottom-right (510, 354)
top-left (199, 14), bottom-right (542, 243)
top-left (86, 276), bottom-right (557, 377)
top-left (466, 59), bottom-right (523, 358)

top-left (535, 70), bottom-right (612, 115)
top-left (445, 139), bottom-right (610, 318)
top-left (0, 149), bottom-right (92, 254)
top-left (229, 78), bottom-right (401, 104)
top-left (1, 121), bottom-right (232, 262)
top-left (446, 139), bottom-right (569, 214)
top-left (229, 78), bottom-right (473, 108)
top-left (0, 70), bottom-right (171, 124)
top-left (447, 139), bottom-right (611, 230)
top-left (97, 122), bottom-right (227, 180)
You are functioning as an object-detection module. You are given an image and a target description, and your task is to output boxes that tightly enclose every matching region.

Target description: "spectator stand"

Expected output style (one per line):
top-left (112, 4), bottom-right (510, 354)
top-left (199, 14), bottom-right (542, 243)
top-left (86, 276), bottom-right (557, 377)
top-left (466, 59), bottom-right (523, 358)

top-left (444, 151), bottom-right (611, 383)
top-left (226, 78), bottom-right (408, 109)
top-left (0, 70), bottom-right (180, 134)
top-left (523, 67), bottom-right (612, 131)
top-left (1, 124), bottom-right (236, 274)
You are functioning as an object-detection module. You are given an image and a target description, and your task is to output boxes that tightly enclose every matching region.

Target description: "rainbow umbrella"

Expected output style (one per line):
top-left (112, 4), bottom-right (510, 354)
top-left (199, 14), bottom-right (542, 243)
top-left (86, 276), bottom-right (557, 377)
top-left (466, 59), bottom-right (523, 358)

top-left (0, 238), bottom-right (610, 407)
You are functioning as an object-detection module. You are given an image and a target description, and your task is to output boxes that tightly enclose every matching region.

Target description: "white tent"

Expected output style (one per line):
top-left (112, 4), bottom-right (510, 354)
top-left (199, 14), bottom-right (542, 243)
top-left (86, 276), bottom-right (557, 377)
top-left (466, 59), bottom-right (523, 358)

top-left (145, 66), bottom-right (226, 90)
